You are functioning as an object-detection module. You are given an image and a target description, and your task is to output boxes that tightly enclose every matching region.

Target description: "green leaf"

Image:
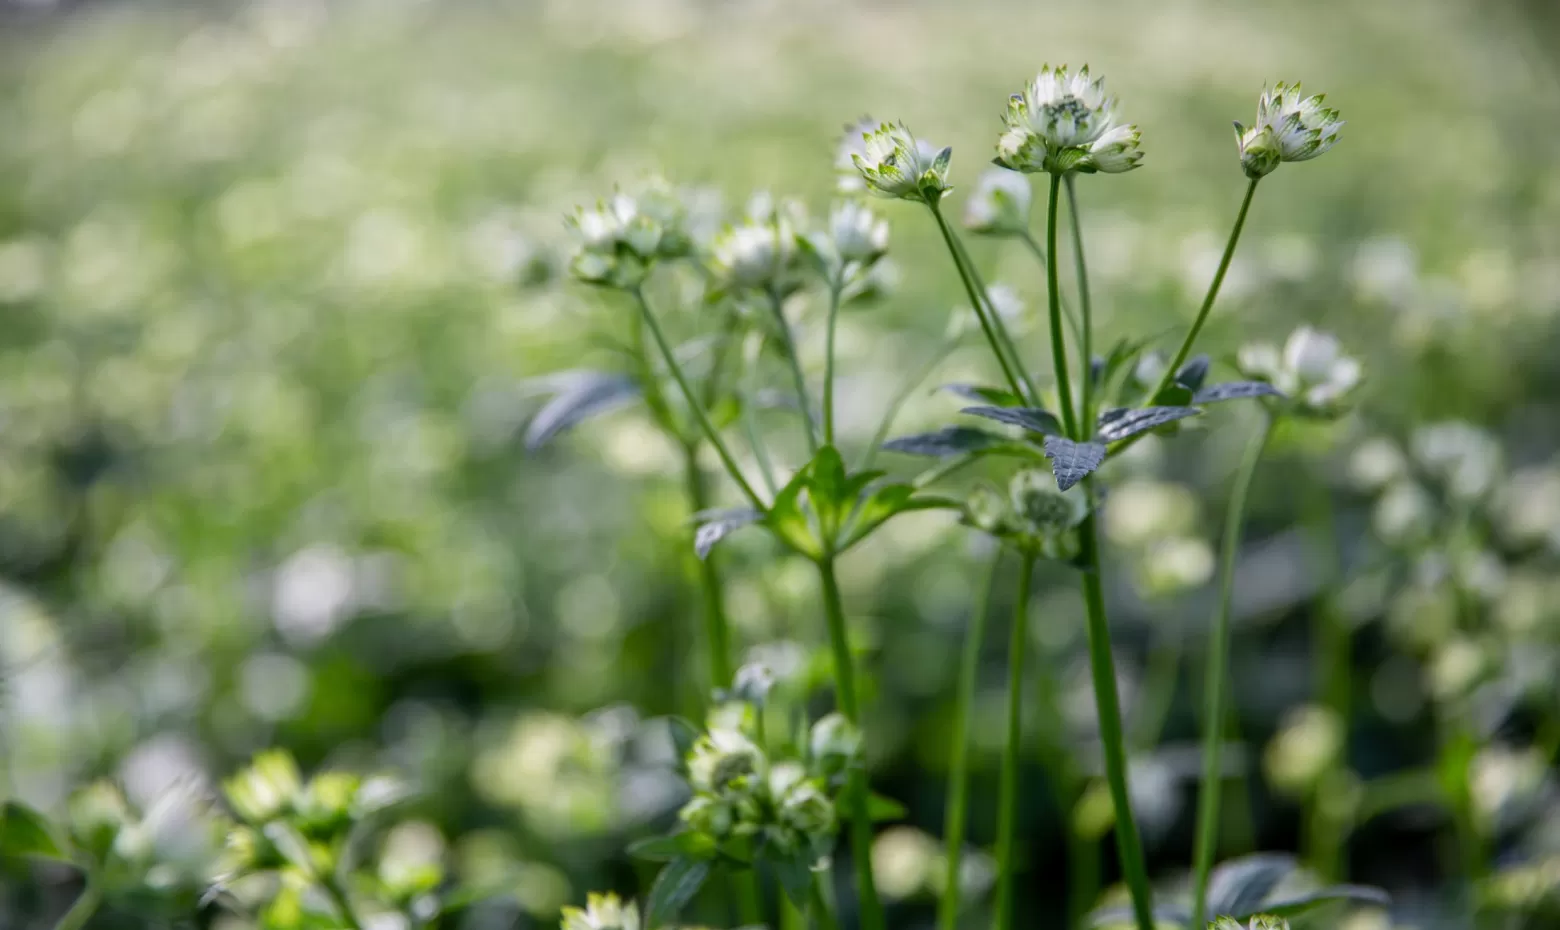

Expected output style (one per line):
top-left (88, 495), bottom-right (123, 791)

top-left (0, 802), bottom-right (69, 862)
top-left (1150, 383), bottom-right (1195, 408)
top-left (1206, 853), bottom-right (1298, 918)
top-left (770, 852), bottom-right (814, 908)
top-left (523, 371), bottom-right (641, 450)
top-left (644, 856), bottom-right (712, 928)
top-left (1246, 884), bottom-right (1391, 918)
top-left (1174, 355), bottom-right (1211, 390)
top-left (882, 426), bottom-right (1011, 458)
top-left (961, 405), bottom-right (1064, 437)
top-left (1194, 381), bottom-right (1284, 404)
top-left (838, 791), bottom-right (909, 822)
top-left (839, 484), bottom-right (954, 550)
top-left (665, 717), bottom-right (701, 770)
top-left (627, 832), bottom-right (718, 863)
top-left (692, 507), bottom-right (763, 560)
top-left (765, 467), bottom-right (822, 558)
top-left (938, 383), bottom-right (1025, 408)
top-left (1095, 406), bottom-right (1201, 443)
top-left (1042, 437), bottom-right (1107, 492)
top-left (262, 821), bottom-right (319, 874)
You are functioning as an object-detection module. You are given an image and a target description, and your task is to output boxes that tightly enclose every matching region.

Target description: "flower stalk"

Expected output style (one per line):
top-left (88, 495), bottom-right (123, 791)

top-left (1044, 173), bottom-right (1080, 438)
top-left (993, 554), bottom-right (1036, 930)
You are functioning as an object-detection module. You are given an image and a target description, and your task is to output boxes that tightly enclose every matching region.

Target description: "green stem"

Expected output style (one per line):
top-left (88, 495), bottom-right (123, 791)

top-left (822, 281), bottom-right (844, 447)
top-left (810, 874), bottom-right (843, 930)
top-left (321, 874), bottom-right (365, 930)
top-left (683, 443), bottom-right (733, 690)
top-left (1063, 175), bottom-right (1095, 435)
top-left (939, 552), bottom-right (1001, 930)
top-left (816, 556), bottom-right (884, 930)
top-left (1147, 179), bottom-right (1260, 404)
top-left (1077, 506), bottom-right (1155, 930)
top-left (1044, 173), bottom-right (1079, 439)
top-left (859, 336), bottom-right (960, 473)
top-left (739, 332), bottom-right (780, 497)
top-left (1305, 479), bottom-right (1352, 880)
top-left (734, 872), bottom-right (764, 927)
top-left (1017, 229), bottom-right (1083, 352)
top-left (769, 288), bottom-right (820, 455)
top-left (946, 226), bottom-right (1034, 403)
top-left (1189, 415), bottom-right (1273, 930)
top-left (993, 555), bottom-right (1035, 930)
top-left (1067, 830), bottom-right (1100, 930)
top-left (52, 880), bottom-right (101, 930)
top-left (1130, 631), bottom-right (1182, 752)
top-left (926, 202), bottom-right (1033, 404)
top-left (632, 287), bottom-right (765, 510)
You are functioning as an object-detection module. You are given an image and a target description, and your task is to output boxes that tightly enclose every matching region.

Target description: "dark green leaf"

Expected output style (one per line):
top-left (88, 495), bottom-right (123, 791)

top-left (665, 717), bottom-right (701, 769)
top-left (692, 508), bottom-right (763, 560)
top-left (1095, 406), bottom-right (1201, 443)
top-left (1206, 853), bottom-right (1297, 918)
top-left (1194, 381), bottom-right (1285, 404)
top-left (523, 371), bottom-right (641, 450)
top-left (938, 384), bottom-right (1025, 408)
top-left (882, 426), bottom-right (1011, 458)
top-left (0, 802), bottom-right (69, 862)
top-left (627, 832), bottom-right (718, 863)
top-left (961, 405), bottom-right (1064, 437)
top-left (645, 856), bottom-right (712, 928)
top-left (1174, 355), bottom-right (1211, 390)
top-left (840, 485), bottom-right (957, 551)
top-left (1042, 437), bottom-right (1107, 492)
top-left (838, 791), bottom-right (909, 822)
top-left (1247, 884), bottom-right (1391, 919)
top-left (1150, 384), bottom-right (1195, 408)
top-left (765, 467), bottom-right (821, 558)
top-left (770, 853), bottom-right (814, 908)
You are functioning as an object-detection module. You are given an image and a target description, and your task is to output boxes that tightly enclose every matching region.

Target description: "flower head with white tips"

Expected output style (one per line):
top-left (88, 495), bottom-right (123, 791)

top-left (1237, 326), bottom-right (1363, 418)
top-left (997, 65), bottom-right (1143, 175)
top-left (850, 122), bottom-right (952, 204)
top-left (835, 115), bottom-right (878, 193)
top-left (561, 892), bottom-right (641, 930)
top-left (1234, 82), bottom-right (1344, 179)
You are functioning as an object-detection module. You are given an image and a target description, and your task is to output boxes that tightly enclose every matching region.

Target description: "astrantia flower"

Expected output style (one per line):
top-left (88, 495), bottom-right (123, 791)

top-left (686, 724), bottom-right (766, 796)
top-left (566, 179), bottom-right (692, 287)
top-left (1213, 918), bottom-right (1289, 930)
top-left (708, 195), bottom-right (807, 293)
top-left (850, 121), bottom-right (952, 204)
top-left (835, 115), bottom-right (877, 194)
top-left (997, 65), bottom-right (1142, 175)
top-left (963, 167), bottom-right (1032, 236)
top-left (561, 892), bottom-right (641, 930)
top-left (1237, 326), bottom-right (1362, 417)
top-left (827, 200), bottom-right (889, 265)
top-left (1235, 82), bottom-right (1344, 179)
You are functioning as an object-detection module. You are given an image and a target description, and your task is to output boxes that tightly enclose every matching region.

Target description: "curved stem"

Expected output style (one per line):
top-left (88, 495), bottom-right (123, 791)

top-left (1147, 179), bottom-right (1260, 404)
top-left (632, 287), bottom-right (765, 510)
top-left (1017, 229), bottom-right (1082, 352)
top-left (683, 444), bottom-right (733, 690)
top-left (946, 228), bottom-right (1034, 403)
top-left (1077, 506), bottom-right (1156, 930)
top-left (1189, 415), bottom-right (1273, 929)
top-left (822, 282), bottom-right (844, 447)
top-left (52, 880), bottom-right (101, 930)
top-left (1063, 175), bottom-right (1096, 435)
top-left (859, 336), bottom-right (960, 473)
top-left (1044, 173), bottom-right (1079, 439)
top-left (816, 556), bottom-right (884, 930)
top-left (926, 203), bottom-right (1033, 404)
top-left (993, 554), bottom-right (1035, 930)
top-left (740, 332), bottom-right (780, 497)
top-left (769, 288), bottom-right (820, 455)
top-left (938, 552), bottom-right (1002, 930)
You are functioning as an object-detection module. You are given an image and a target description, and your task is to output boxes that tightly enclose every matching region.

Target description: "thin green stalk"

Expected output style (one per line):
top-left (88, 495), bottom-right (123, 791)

top-left (859, 336), bottom-right (960, 473)
top-left (769, 288), bottom-right (820, 455)
top-left (822, 281), bottom-right (844, 447)
top-left (926, 202), bottom-right (1033, 404)
top-left (1066, 831), bottom-right (1100, 930)
top-left (321, 874), bottom-right (365, 930)
top-left (52, 880), bottom-right (101, 930)
top-left (810, 875), bottom-right (843, 930)
top-left (1130, 631), bottom-right (1183, 751)
top-left (734, 872), bottom-right (764, 927)
top-left (1063, 175), bottom-right (1095, 434)
top-left (945, 225), bottom-right (1033, 403)
top-left (993, 555), bottom-right (1035, 930)
top-left (739, 333), bottom-right (780, 497)
top-left (683, 443), bottom-right (733, 690)
top-left (1304, 480), bottom-right (1352, 879)
top-left (632, 287), bottom-right (765, 510)
top-left (1029, 609), bottom-right (1096, 927)
top-left (816, 556), bottom-right (884, 930)
top-left (1077, 506), bottom-right (1156, 930)
top-left (1189, 416), bottom-right (1273, 930)
top-left (1147, 179), bottom-right (1260, 404)
top-left (938, 551), bottom-right (1000, 930)
top-left (1017, 229), bottom-right (1083, 351)
top-left (1043, 173), bottom-right (1079, 439)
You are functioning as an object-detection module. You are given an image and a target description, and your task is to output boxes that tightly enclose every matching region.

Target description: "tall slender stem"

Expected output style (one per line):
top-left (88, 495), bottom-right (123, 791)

top-left (993, 555), bottom-right (1035, 930)
top-left (320, 874), bottom-right (365, 930)
top-left (1017, 229), bottom-right (1082, 350)
top-left (859, 336), bottom-right (959, 473)
top-left (1063, 175), bottom-right (1095, 435)
top-left (822, 281), bottom-right (844, 447)
top-left (632, 287), bottom-right (765, 510)
top-left (817, 556), bottom-right (884, 930)
top-left (1077, 506), bottom-right (1156, 930)
top-left (938, 551), bottom-right (999, 930)
top-left (810, 874), bottom-right (843, 930)
top-left (945, 227), bottom-right (1033, 402)
top-left (1044, 173), bottom-right (1079, 439)
top-left (1189, 415), bottom-right (1273, 929)
top-left (1147, 179), bottom-right (1260, 404)
top-left (926, 203), bottom-right (1033, 404)
top-left (769, 288), bottom-right (820, 454)
top-left (739, 332), bottom-right (780, 497)
top-left (683, 444), bottom-right (733, 689)
top-left (52, 880), bottom-right (101, 930)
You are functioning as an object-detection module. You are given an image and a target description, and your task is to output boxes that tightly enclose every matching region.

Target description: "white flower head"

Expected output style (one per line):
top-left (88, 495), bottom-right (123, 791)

top-left (686, 724), bottom-right (766, 797)
top-left (708, 195), bottom-right (807, 293)
top-left (963, 167), bottom-right (1032, 236)
top-left (1237, 325), bottom-right (1362, 418)
top-left (1235, 82), bottom-right (1344, 179)
top-left (997, 65), bottom-right (1142, 175)
top-left (851, 121), bottom-right (952, 204)
top-left (827, 200), bottom-right (890, 265)
top-left (835, 115), bottom-right (878, 193)
top-left (566, 179), bottom-right (692, 287)
top-left (561, 892), bottom-right (641, 930)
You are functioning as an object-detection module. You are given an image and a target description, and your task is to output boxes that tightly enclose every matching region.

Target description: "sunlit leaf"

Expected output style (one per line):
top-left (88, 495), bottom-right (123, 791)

top-left (1043, 437), bottom-right (1107, 491)
top-left (1095, 406), bottom-right (1201, 443)
top-left (1194, 381), bottom-right (1285, 404)
top-left (882, 426), bottom-right (1011, 458)
top-left (523, 371), bottom-right (641, 450)
top-left (692, 507), bottom-right (763, 559)
top-left (0, 802), bottom-right (69, 863)
top-left (961, 405), bottom-right (1064, 437)
top-left (645, 856), bottom-right (712, 928)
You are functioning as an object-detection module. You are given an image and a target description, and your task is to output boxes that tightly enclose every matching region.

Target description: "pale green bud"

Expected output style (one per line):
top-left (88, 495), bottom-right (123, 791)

top-left (808, 712), bottom-right (861, 778)
top-left (1235, 82), bottom-right (1344, 178)
top-left (561, 892), bottom-right (641, 930)
top-left (223, 750), bottom-right (302, 825)
top-left (686, 725), bottom-right (766, 797)
top-left (68, 780), bottom-right (134, 861)
top-left (1213, 917), bottom-right (1290, 930)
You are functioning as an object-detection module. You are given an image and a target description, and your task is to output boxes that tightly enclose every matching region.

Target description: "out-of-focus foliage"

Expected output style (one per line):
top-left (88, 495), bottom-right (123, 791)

top-left (2, 0), bottom-right (1560, 927)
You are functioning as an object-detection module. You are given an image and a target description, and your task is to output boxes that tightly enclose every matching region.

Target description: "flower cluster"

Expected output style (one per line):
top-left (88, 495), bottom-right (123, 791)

top-left (996, 65), bottom-right (1143, 175)
top-left (1234, 82), bottom-right (1345, 179)
top-left (60, 780), bottom-right (227, 907)
top-left (1237, 326), bottom-right (1363, 418)
top-left (965, 470), bottom-right (1090, 559)
top-left (848, 121), bottom-right (953, 204)
top-left (562, 892), bottom-right (641, 930)
top-left (567, 179), bottom-right (692, 288)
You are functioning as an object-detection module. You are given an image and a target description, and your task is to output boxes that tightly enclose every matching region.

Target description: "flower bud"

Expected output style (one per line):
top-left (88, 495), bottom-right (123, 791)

top-left (1235, 82), bottom-right (1344, 179)
top-left (561, 892), bottom-right (641, 930)
top-left (963, 168), bottom-right (1031, 236)
top-left (69, 781), bottom-right (133, 862)
top-left (1214, 918), bottom-right (1290, 930)
top-left (223, 750), bottom-right (302, 825)
top-left (686, 726), bottom-right (765, 798)
top-left (808, 712), bottom-right (861, 779)
top-left (851, 122), bottom-right (952, 204)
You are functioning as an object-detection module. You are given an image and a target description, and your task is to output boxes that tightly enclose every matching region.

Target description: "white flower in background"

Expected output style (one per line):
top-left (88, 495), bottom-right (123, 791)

top-left (963, 167), bottom-right (1032, 236)
top-left (1348, 437), bottom-right (1409, 492)
top-left (835, 115), bottom-right (877, 193)
top-left (827, 200), bottom-right (889, 264)
top-left (872, 826), bottom-right (939, 900)
top-left (850, 121), bottom-right (952, 204)
top-left (1371, 480), bottom-right (1436, 546)
top-left (1237, 326), bottom-right (1362, 417)
top-left (1410, 421), bottom-right (1502, 501)
top-left (708, 195), bottom-right (806, 293)
top-left (1135, 536), bottom-right (1215, 598)
top-left (945, 281), bottom-right (1025, 340)
top-left (996, 64), bottom-right (1142, 175)
top-left (561, 892), bottom-right (640, 930)
top-left (1234, 82), bottom-right (1344, 179)
top-left (808, 712), bottom-right (860, 776)
top-left (1470, 745), bottom-right (1549, 832)
top-left (1264, 705), bottom-right (1344, 797)
top-left (566, 179), bottom-right (691, 287)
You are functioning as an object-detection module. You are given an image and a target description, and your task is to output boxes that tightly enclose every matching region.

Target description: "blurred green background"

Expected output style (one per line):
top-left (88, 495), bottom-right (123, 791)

top-left (3, 0), bottom-right (1560, 927)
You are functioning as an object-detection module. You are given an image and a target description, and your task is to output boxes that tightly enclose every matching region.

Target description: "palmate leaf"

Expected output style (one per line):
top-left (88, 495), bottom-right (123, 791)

top-left (1206, 853), bottom-right (1297, 918)
top-left (644, 856), bottom-right (712, 928)
top-left (523, 370), bottom-right (641, 449)
top-left (881, 426), bottom-right (1011, 458)
top-left (961, 405), bottom-right (1064, 437)
top-left (1095, 405), bottom-right (1201, 443)
top-left (1042, 437), bottom-right (1107, 491)
top-left (1252, 885), bottom-right (1392, 919)
top-left (1195, 381), bottom-right (1285, 404)
top-left (938, 383), bottom-right (1025, 408)
top-left (692, 508), bottom-right (763, 559)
